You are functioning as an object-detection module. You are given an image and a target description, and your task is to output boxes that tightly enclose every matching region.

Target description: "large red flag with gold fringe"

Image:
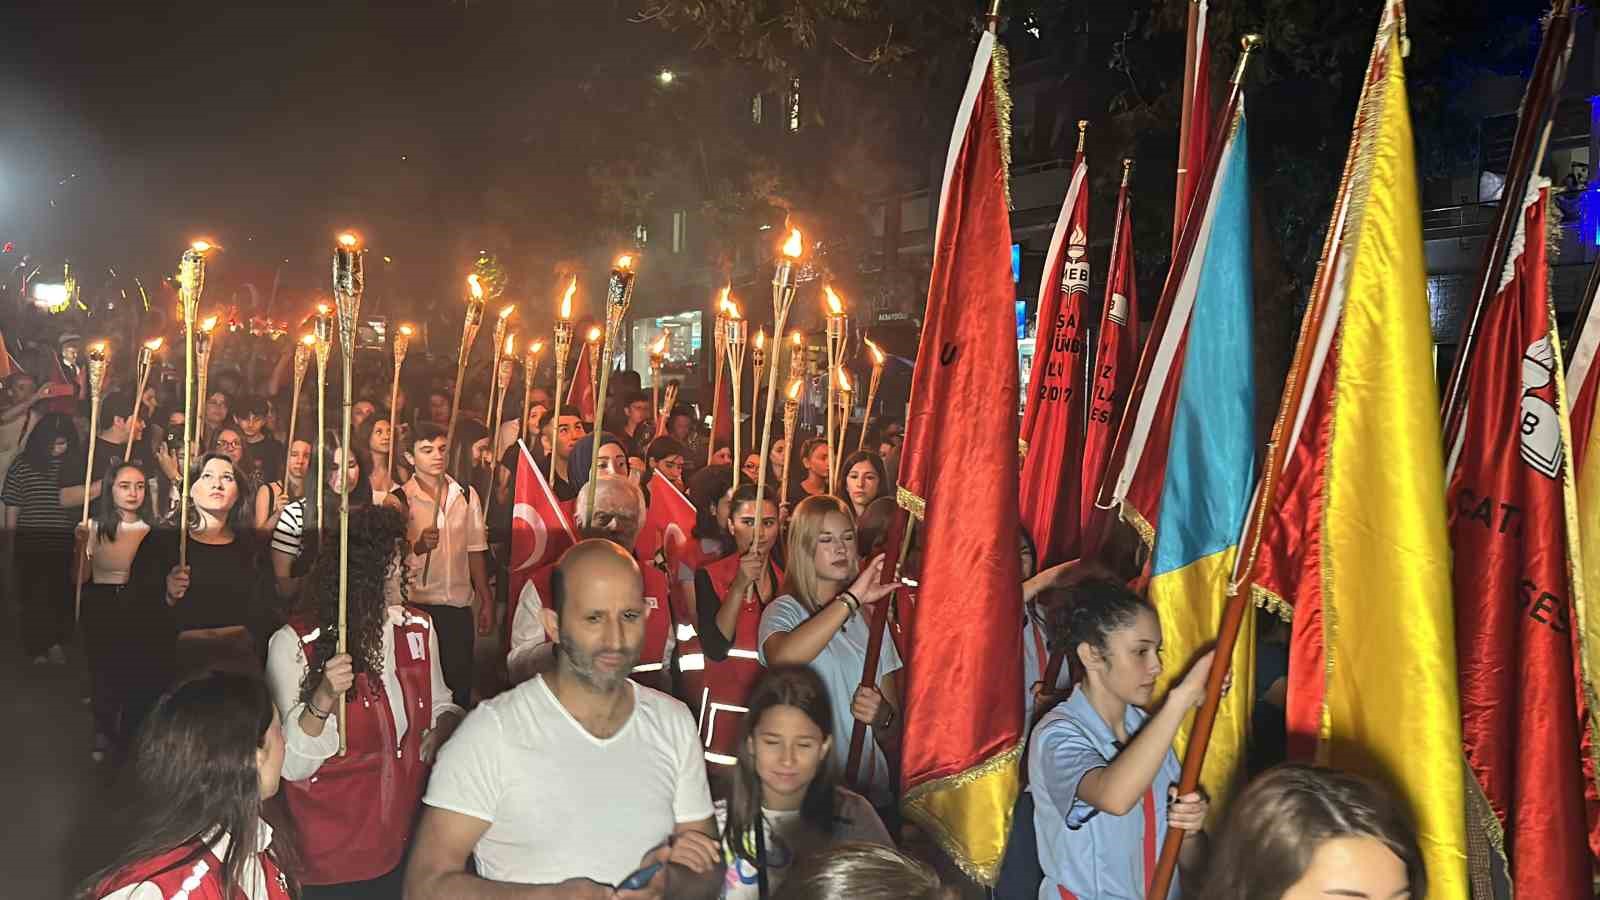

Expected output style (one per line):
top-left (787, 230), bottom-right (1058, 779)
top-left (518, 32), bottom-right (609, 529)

top-left (895, 27), bottom-right (1023, 886)
top-left (1446, 182), bottom-right (1596, 897)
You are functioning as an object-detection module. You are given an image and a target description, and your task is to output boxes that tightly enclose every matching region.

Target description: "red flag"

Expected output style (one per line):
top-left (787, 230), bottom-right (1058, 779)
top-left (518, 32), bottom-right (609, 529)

top-left (507, 441), bottom-right (577, 634)
top-left (1017, 134), bottom-right (1090, 566)
top-left (1446, 183), bottom-right (1593, 896)
top-left (1080, 168), bottom-right (1139, 557)
top-left (638, 472), bottom-right (697, 573)
top-left (566, 342), bottom-right (597, 422)
top-left (1175, 0), bottom-right (1211, 249)
top-left (895, 29), bottom-right (1023, 883)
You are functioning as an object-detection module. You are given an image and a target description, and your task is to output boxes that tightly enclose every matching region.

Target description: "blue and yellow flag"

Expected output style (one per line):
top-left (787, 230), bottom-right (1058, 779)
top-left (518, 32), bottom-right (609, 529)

top-left (1147, 112), bottom-right (1257, 814)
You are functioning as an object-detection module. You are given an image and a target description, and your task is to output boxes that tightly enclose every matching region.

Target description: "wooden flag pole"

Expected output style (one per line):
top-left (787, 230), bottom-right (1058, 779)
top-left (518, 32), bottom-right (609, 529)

top-left (844, 511), bottom-right (917, 789)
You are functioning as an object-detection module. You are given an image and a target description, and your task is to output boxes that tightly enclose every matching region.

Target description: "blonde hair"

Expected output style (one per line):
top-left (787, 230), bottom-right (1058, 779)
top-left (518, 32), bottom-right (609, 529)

top-left (781, 494), bottom-right (856, 613)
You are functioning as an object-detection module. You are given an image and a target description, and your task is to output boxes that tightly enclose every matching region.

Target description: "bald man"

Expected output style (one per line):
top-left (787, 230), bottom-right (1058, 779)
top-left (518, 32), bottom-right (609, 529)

top-left (409, 539), bottom-right (722, 899)
top-left (506, 476), bottom-right (676, 692)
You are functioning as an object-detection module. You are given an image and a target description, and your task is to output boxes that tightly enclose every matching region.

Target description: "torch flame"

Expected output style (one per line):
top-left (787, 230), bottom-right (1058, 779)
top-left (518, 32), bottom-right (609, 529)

top-left (728, 300), bottom-right (743, 320)
top-left (837, 368), bottom-right (852, 392)
top-left (782, 228), bottom-right (803, 259)
top-left (301, 334), bottom-right (316, 347)
top-left (316, 303), bottom-right (331, 316)
top-left (586, 326), bottom-right (602, 343)
top-left (144, 337), bottom-right (165, 351)
top-left (615, 254), bottom-right (634, 270)
top-left (498, 304), bottom-right (515, 321)
top-left (823, 286), bottom-right (844, 316)
top-left (398, 324), bottom-right (415, 337)
top-left (865, 337), bottom-right (885, 366)
top-left (337, 232), bottom-right (359, 248)
top-left (560, 277), bottom-right (576, 319)
top-left (754, 330), bottom-right (765, 350)
top-left (504, 335), bottom-right (517, 355)
top-left (467, 274), bottom-right (484, 300)
top-left (650, 334), bottom-right (669, 355)
top-left (718, 286), bottom-right (735, 316)
top-left (791, 331), bottom-right (803, 346)
top-left (200, 315), bottom-right (219, 333)
top-left (787, 379), bottom-right (803, 401)
top-left (88, 342), bottom-right (108, 359)
top-left (529, 339), bottom-right (545, 354)
top-left (190, 240), bottom-right (213, 253)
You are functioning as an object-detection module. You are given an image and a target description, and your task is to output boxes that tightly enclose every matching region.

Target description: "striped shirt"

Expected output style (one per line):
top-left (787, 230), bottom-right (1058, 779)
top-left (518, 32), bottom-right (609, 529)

top-left (270, 498), bottom-right (307, 559)
top-left (1, 456), bottom-right (75, 551)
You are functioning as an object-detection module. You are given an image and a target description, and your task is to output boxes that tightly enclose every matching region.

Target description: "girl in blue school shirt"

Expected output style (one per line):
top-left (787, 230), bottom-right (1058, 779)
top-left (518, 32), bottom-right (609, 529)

top-left (1028, 578), bottom-right (1218, 900)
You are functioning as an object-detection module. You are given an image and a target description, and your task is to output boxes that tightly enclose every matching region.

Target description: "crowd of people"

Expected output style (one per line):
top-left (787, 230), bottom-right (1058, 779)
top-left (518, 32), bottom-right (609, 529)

top-left (0, 330), bottom-right (1427, 899)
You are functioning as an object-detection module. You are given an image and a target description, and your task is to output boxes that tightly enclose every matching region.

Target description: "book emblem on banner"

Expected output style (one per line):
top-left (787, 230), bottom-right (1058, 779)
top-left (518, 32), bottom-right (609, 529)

top-left (1062, 225), bottom-right (1090, 296)
top-left (1108, 292), bottom-right (1129, 327)
top-left (1518, 335), bottom-right (1563, 479)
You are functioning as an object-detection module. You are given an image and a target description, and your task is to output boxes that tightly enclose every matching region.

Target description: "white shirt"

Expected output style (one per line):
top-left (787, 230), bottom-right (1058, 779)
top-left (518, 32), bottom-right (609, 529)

top-left (506, 578), bottom-right (551, 684)
top-left (713, 789), bottom-right (891, 899)
top-left (423, 674), bottom-right (714, 886)
top-left (402, 476), bottom-right (487, 607)
top-left (266, 606), bottom-right (463, 782)
top-left (98, 821), bottom-right (278, 900)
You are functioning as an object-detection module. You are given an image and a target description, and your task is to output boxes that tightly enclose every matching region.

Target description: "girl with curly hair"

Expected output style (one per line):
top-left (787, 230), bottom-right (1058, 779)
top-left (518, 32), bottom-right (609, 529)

top-left (265, 504), bottom-right (464, 896)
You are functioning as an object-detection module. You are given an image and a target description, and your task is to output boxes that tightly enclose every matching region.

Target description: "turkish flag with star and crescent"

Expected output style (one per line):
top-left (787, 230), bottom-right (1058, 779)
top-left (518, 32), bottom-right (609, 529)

top-left (507, 440), bottom-right (577, 637)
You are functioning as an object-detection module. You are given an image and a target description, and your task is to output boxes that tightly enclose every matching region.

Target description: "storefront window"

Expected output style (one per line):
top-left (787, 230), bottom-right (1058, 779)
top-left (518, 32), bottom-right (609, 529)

top-left (631, 311), bottom-right (704, 386)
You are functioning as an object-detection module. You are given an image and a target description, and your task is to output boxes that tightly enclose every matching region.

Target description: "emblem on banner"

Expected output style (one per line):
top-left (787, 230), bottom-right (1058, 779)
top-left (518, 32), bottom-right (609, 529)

top-left (1518, 335), bottom-right (1563, 479)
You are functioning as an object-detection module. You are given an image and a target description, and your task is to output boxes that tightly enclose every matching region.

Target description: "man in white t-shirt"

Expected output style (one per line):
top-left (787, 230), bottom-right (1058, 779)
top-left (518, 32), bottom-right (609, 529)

top-left (407, 539), bottom-right (723, 899)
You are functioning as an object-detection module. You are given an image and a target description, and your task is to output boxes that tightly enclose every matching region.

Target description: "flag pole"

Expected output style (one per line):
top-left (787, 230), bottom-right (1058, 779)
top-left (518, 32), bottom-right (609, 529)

top-left (1440, 0), bottom-right (1574, 440)
top-left (1173, 0), bottom-right (1204, 250)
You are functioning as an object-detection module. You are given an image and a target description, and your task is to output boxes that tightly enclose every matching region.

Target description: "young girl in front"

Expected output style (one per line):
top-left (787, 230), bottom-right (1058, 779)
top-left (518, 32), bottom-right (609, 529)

top-left (1029, 578), bottom-right (1215, 900)
top-left (77, 461), bottom-right (154, 760)
top-left (717, 665), bottom-right (891, 899)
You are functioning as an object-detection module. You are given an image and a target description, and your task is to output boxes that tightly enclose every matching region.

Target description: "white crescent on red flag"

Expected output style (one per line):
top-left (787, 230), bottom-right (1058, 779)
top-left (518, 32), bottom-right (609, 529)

top-left (639, 473), bottom-right (697, 571)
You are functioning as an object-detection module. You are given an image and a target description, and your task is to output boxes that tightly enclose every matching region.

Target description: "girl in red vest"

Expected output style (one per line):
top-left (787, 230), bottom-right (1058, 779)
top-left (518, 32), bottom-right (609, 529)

top-left (265, 504), bottom-right (462, 897)
top-left (83, 670), bottom-right (295, 900)
top-left (679, 484), bottom-right (783, 781)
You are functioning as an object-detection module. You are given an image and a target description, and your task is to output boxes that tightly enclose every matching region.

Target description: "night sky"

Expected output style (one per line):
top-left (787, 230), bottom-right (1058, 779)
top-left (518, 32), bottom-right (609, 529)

top-left (0, 0), bottom-right (680, 308)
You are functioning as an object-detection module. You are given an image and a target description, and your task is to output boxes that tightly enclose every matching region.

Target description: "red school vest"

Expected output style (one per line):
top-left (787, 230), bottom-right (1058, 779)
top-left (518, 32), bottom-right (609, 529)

top-left (97, 841), bottom-right (292, 900)
top-left (677, 553), bottom-right (783, 767)
top-left (279, 608), bottom-right (435, 885)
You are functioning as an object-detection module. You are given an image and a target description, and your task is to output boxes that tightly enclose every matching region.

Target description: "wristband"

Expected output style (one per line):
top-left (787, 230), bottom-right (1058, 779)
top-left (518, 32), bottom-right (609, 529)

top-left (305, 699), bottom-right (332, 720)
top-left (838, 591), bottom-right (861, 616)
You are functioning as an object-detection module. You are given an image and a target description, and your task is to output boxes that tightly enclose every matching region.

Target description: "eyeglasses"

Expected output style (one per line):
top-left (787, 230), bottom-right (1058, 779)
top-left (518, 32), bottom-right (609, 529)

top-left (215, 439), bottom-right (241, 450)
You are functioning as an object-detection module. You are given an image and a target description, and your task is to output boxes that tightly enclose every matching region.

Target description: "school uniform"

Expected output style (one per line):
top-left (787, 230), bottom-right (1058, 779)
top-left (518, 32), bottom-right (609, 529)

top-left (1028, 687), bottom-right (1181, 900)
top-left (678, 553), bottom-right (782, 769)
top-left (95, 821), bottom-right (292, 900)
top-left (400, 476), bottom-right (487, 707)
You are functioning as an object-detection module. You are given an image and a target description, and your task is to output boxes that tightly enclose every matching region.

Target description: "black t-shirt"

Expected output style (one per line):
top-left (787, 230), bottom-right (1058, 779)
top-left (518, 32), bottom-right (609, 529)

top-left (243, 436), bottom-right (286, 486)
top-left (499, 443), bottom-right (578, 502)
top-left (131, 528), bottom-right (258, 633)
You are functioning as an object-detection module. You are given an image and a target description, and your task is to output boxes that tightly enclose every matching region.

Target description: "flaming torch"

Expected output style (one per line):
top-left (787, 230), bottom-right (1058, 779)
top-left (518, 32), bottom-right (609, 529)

top-left (709, 289), bottom-right (734, 466)
top-left (485, 333), bottom-right (517, 528)
top-left (754, 228), bottom-right (804, 546)
top-left (858, 338), bottom-right (886, 453)
top-left (822, 286), bottom-right (849, 493)
top-left (832, 367), bottom-right (854, 489)
top-left (387, 324), bottom-right (414, 487)
top-left (649, 333), bottom-right (669, 435)
top-left (332, 231), bottom-right (366, 755)
top-left (176, 242), bottom-right (212, 566)
top-left (285, 334), bottom-right (314, 498)
top-left (780, 378), bottom-right (803, 514)
top-left (584, 326), bottom-right (602, 411)
top-left (125, 337), bottom-right (163, 462)
top-left (750, 329), bottom-right (767, 449)
top-left (585, 254), bottom-right (638, 523)
top-left (73, 342), bottom-right (110, 621)
top-left (312, 305), bottom-right (334, 536)
top-left (724, 303), bottom-right (748, 489)
top-left (521, 338), bottom-right (545, 446)
top-left (550, 277), bottom-right (576, 482)
top-left (429, 274), bottom-right (486, 580)
top-left (486, 304), bottom-right (515, 448)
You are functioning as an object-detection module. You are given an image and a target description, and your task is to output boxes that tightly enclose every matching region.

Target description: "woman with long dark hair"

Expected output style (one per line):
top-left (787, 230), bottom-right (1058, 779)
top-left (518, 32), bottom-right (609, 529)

top-left (267, 504), bottom-right (462, 896)
top-left (1200, 765), bottom-right (1425, 900)
top-left (718, 666), bottom-right (889, 899)
top-left (832, 451), bottom-right (885, 520)
top-left (680, 484), bottom-right (784, 781)
top-left (2, 412), bottom-right (83, 664)
top-left (352, 410), bottom-right (402, 498)
top-left (794, 438), bottom-right (829, 499)
top-left (130, 452), bottom-right (261, 678)
top-left (255, 436), bottom-right (311, 534)
top-left (77, 460), bottom-right (156, 760)
top-left (82, 671), bottom-right (294, 900)
top-left (268, 436), bottom-right (375, 601)
top-left (758, 496), bottom-right (901, 814)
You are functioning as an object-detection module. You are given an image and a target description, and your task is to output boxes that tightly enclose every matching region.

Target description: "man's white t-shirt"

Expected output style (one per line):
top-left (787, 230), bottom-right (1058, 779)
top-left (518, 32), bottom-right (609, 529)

top-left (422, 673), bottom-right (715, 887)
